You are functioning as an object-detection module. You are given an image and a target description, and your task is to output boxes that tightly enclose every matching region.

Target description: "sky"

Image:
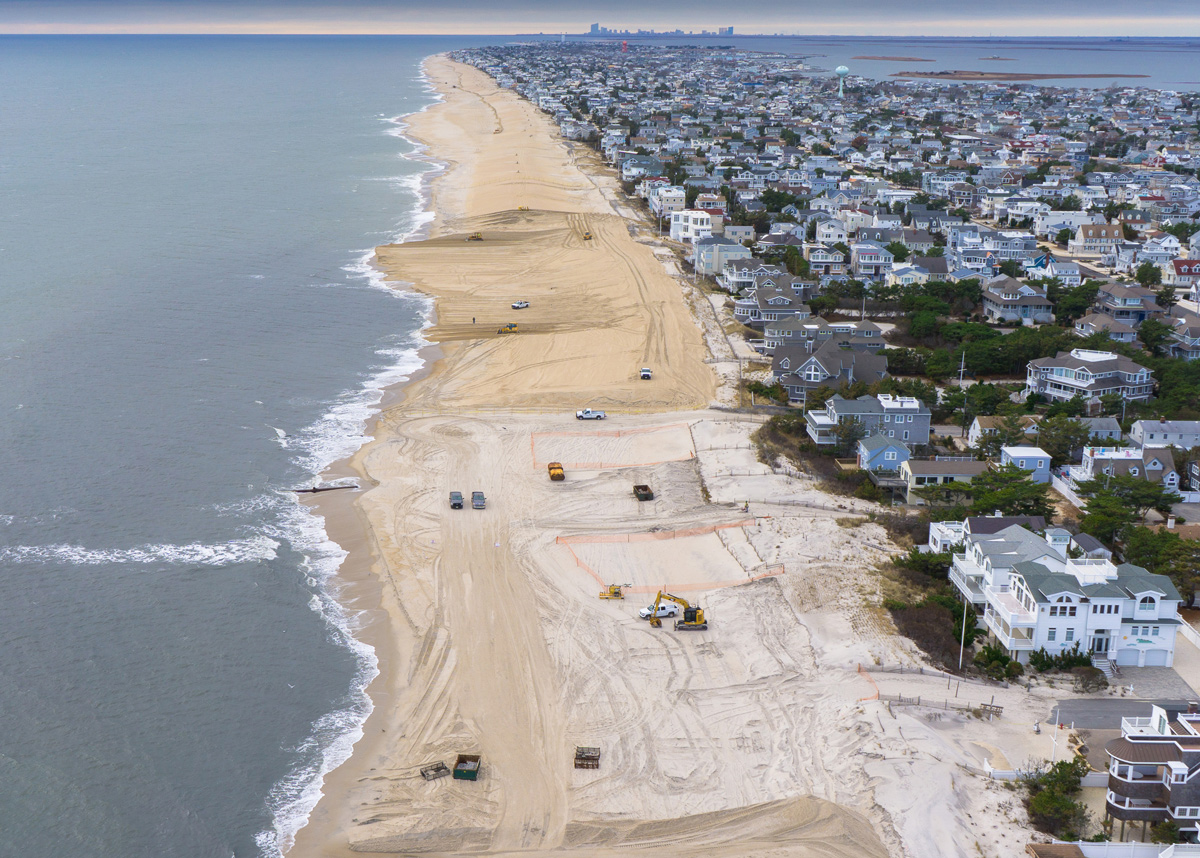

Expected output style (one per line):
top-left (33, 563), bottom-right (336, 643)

top-left (0, 0), bottom-right (1197, 36)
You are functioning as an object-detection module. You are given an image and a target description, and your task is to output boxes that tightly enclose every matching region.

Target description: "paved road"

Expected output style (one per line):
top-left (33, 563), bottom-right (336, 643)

top-left (1050, 699), bottom-right (1193, 729)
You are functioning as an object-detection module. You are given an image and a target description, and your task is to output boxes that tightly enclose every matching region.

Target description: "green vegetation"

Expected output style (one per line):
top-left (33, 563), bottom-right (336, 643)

top-left (1022, 758), bottom-right (1092, 840)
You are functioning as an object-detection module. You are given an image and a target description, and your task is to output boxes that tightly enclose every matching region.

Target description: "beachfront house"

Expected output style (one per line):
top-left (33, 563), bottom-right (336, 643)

top-left (1024, 349), bottom-right (1155, 407)
top-left (803, 393), bottom-right (930, 446)
top-left (856, 435), bottom-right (910, 473)
top-left (899, 459), bottom-right (990, 505)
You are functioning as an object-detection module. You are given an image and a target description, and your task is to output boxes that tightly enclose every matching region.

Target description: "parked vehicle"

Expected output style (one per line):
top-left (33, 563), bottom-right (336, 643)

top-left (472, 491), bottom-right (486, 509)
top-left (576, 408), bottom-right (606, 420)
top-left (547, 462), bottom-right (565, 481)
top-left (638, 600), bottom-right (679, 620)
top-left (639, 367), bottom-right (652, 380)
top-left (511, 300), bottom-right (529, 309)
top-left (449, 491), bottom-right (464, 509)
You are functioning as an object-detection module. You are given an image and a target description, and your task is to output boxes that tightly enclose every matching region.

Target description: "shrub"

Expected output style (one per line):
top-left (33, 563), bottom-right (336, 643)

top-left (1029, 643), bottom-right (1093, 673)
top-left (893, 547), bottom-right (952, 579)
top-left (1022, 758), bottom-right (1092, 839)
top-left (1071, 666), bottom-right (1108, 693)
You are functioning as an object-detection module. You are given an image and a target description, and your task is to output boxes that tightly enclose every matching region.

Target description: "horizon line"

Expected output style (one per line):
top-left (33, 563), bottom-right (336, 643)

top-left (1, 30), bottom-right (1199, 38)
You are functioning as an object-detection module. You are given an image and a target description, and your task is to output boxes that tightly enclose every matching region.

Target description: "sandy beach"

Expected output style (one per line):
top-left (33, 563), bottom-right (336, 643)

top-left (286, 54), bottom-right (1097, 858)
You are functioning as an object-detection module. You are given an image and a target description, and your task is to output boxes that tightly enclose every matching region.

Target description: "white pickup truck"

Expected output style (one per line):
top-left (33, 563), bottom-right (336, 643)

top-left (576, 408), bottom-right (606, 420)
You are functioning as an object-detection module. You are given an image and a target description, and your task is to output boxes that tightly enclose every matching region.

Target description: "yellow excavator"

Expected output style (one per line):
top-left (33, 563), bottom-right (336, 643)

top-left (641, 591), bottom-right (708, 631)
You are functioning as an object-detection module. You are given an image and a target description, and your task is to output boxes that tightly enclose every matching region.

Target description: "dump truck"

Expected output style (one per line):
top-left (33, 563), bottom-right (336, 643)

top-left (472, 491), bottom-right (486, 510)
top-left (466, 232), bottom-right (483, 241)
top-left (633, 484), bottom-right (654, 501)
top-left (449, 491), bottom-right (464, 509)
top-left (497, 323), bottom-right (519, 334)
top-left (548, 462), bottom-right (565, 481)
top-left (453, 754), bottom-right (481, 781)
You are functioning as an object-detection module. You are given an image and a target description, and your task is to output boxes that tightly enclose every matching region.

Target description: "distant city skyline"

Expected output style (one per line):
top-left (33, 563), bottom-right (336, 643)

top-left (0, 0), bottom-right (1198, 36)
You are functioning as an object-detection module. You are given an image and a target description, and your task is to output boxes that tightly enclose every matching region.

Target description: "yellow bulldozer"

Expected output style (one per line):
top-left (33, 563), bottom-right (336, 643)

top-left (598, 584), bottom-right (627, 600)
top-left (466, 232), bottom-right (483, 241)
top-left (641, 591), bottom-right (708, 631)
top-left (582, 230), bottom-right (593, 240)
top-left (547, 462), bottom-right (565, 481)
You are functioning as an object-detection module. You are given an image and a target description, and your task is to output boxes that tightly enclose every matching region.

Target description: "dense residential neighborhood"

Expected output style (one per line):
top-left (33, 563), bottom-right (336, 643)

top-left (452, 41), bottom-right (1200, 849)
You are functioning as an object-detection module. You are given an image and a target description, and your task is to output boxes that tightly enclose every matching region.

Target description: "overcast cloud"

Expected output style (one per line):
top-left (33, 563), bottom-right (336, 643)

top-left (0, 0), bottom-right (1197, 36)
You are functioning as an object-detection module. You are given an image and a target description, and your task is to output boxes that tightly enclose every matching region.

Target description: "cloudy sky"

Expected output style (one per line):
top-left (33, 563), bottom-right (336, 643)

top-left (0, 0), bottom-right (1196, 36)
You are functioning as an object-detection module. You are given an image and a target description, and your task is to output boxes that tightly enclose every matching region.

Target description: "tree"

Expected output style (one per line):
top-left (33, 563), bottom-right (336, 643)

top-left (1036, 416), bottom-right (1093, 467)
top-left (1055, 228), bottom-right (1073, 245)
top-left (1135, 261), bottom-right (1163, 288)
top-left (884, 240), bottom-right (910, 263)
top-left (1052, 280), bottom-right (1101, 326)
top-left (1156, 284), bottom-right (1178, 311)
top-left (1138, 318), bottom-right (1174, 357)
top-left (832, 417), bottom-right (866, 457)
top-left (978, 415), bottom-right (1032, 458)
top-left (1077, 474), bottom-right (1180, 523)
top-left (1120, 526), bottom-right (1200, 605)
top-left (909, 310), bottom-right (941, 340)
top-left (969, 463), bottom-right (1055, 519)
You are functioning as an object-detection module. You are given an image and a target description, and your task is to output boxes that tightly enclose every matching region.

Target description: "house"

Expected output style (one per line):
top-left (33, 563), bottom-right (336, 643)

top-left (980, 276), bottom-right (1054, 324)
top-left (1068, 223), bottom-right (1123, 255)
top-left (1094, 282), bottom-right (1162, 327)
top-left (1025, 349), bottom-right (1155, 406)
top-left (1080, 416), bottom-right (1123, 442)
top-left (1105, 704), bottom-right (1200, 838)
top-left (900, 459), bottom-right (990, 505)
top-left (669, 209), bottom-right (713, 243)
top-left (968, 415), bottom-right (1041, 449)
top-left (772, 344), bottom-right (889, 405)
top-left (927, 513), bottom-right (1048, 556)
top-left (815, 219), bottom-right (847, 244)
top-left (947, 521), bottom-right (1182, 668)
top-left (1069, 446), bottom-right (1182, 493)
top-left (1000, 446), bottom-right (1051, 483)
top-left (850, 241), bottom-right (894, 280)
top-left (856, 435), bottom-right (910, 472)
top-left (724, 225), bottom-right (755, 243)
top-left (1131, 420), bottom-right (1200, 450)
top-left (1169, 308), bottom-right (1200, 362)
top-left (803, 392), bottom-right (930, 446)
top-left (692, 236), bottom-right (753, 277)
top-left (1074, 313), bottom-right (1138, 344)
top-left (805, 243), bottom-right (847, 276)
top-left (734, 287), bottom-right (810, 328)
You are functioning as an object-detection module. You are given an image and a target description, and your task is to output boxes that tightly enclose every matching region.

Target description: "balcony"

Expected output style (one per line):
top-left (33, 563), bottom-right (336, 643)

top-left (1120, 717), bottom-right (1168, 737)
top-left (1107, 790), bottom-right (1170, 823)
top-left (949, 565), bottom-right (986, 606)
top-left (983, 609), bottom-right (1037, 650)
top-left (984, 585), bottom-right (1037, 627)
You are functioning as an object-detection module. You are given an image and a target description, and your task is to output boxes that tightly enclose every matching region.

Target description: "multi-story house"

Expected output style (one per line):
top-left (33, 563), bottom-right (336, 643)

top-left (1000, 445), bottom-right (1051, 483)
top-left (804, 243), bottom-right (847, 276)
top-left (1168, 310), bottom-right (1200, 361)
top-left (1093, 283), bottom-right (1162, 327)
top-left (979, 276), bottom-right (1054, 324)
top-left (1025, 349), bottom-right (1155, 405)
top-left (1074, 313), bottom-right (1138, 344)
top-left (772, 344), bottom-right (889, 405)
top-left (947, 522), bottom-right (1182, 667)
top-left (668, 209), bottom-right (713, 243)
top-left (1068, 222), bottom-right (1124, 255)
top-left (802, 392), bottom-right (928, 445)
top-left (1131, 420), bottom-right (1200, 450)
top-left (1068, 446), bottom-right (1182, 493)
top-left (1105, 704), bottom-right (1200, 839)
top-left (1167, 260), bottom-right (1200, 303)
top-left (850, 240), bottom-right (894, 280)
top-left (692, 236), bottom-right (753, 277)
top-left (732, 287), bottom-right (810, 328)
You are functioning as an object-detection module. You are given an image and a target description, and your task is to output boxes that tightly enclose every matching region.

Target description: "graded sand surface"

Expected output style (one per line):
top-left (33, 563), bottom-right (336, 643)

top-left (287, 54), bottom-right (1113, 858)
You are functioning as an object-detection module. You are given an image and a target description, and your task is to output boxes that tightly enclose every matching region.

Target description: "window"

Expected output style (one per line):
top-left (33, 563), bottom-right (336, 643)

top-left (884, 415), bottom-right (891, 423)
top-left (1153, 627), bottom-right (1160, 637)
top-left (1092, 605), bottom-right (1098, 614)
top-left (1048, 629), bottom-right (1057, 642)
top-left (903, 431), bottom-right (910, 441)
top-left (1065, 629), bottom-right (1074, 642)
top-left (885, 451), bottom-right (897, 461)
top-left (889, 430), bottom-right (895, 437)
top-left (1019, 459), bottom-right (1026, 468)
top-left (1140, 596), bottom-right (1156, 610)
top-left (1131, 467), bottom-right (1139, 476)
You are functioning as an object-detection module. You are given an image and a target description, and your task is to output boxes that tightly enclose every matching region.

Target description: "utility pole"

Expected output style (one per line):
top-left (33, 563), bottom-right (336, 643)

top-left (958, 595), bottom-right (969, 671)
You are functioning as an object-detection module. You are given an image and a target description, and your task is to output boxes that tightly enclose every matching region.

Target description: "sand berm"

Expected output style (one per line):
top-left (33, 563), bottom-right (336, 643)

top-left (289, 55), bottom-right (896, 858)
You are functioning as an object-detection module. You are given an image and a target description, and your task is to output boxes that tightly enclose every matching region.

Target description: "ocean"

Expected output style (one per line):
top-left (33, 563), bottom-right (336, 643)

top-left (0, 32), bottom-right (1194, 858)
top-left (0, 34), bottom-right (497, 858)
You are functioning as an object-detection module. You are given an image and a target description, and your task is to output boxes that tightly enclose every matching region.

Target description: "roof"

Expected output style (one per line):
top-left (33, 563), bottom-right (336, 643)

top-left (965, 516), bottom-right (1046, 535)
top-left (1106, 736), bottom-right (1183, 764)
top-left (859, 434), bottom-right (909, 453)
top-left (905, 460), bottom-right (990, 477)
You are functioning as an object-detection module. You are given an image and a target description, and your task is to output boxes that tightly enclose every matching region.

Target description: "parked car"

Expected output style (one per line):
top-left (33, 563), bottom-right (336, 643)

top-left (576, 408), bottom-right (606, 420)
top-left (638, 601), bottom-right (679, 619)
top-left (511, 300), bottom-right (529, 309)
top-left (449, 491), bottom-right (464, 509)
top-left (471, 491), bottom-right (486, 509)
top-left (639, 368), bottom-right (652, 380)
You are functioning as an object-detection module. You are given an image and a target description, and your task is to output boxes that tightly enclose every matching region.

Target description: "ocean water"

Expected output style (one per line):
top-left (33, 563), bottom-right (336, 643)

top-left (0, 34), bottom-right (495, 858)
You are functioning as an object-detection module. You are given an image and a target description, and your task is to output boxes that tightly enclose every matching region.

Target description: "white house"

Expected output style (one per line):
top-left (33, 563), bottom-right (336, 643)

top-left (669, 210), bottom-right (713, 243)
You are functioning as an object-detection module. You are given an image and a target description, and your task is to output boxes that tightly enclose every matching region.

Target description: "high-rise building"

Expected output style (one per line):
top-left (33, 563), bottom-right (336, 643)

top-left (589, 23), bottom-right (600, 35)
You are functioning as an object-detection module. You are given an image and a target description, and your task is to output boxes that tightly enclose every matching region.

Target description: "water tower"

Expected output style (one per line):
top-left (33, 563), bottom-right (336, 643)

top-left (835, 66), bottom-right (850, 98)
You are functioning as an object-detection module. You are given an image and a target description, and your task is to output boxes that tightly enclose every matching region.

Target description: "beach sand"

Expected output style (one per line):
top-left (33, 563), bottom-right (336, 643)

top-left (287, 54), bottom-right (1074, 858)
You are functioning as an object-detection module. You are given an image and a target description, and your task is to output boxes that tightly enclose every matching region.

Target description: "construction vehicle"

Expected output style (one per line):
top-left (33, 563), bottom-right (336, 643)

top-left (517, 205), bottom-right (529, 211)
top-left (466, 232), bottom-right (483, 241)
top-left (598, 584), bottom-right (627, 600)
top-left (633, 484), bottom-right (654, 501)
top-left (642, 591), bottom-right (707, 630)
top-left (497, 323), bottom-right (519, 334)
top-left (582, 231), bottom-right (593, 240)
top-left (548, 462), bottom-right (565, 481)
top-left (574, 747), bottom-right (600, 769)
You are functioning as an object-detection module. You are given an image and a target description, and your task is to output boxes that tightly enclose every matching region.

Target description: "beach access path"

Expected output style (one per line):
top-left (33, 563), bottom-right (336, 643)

top-left (288, 55), bottom-right (1065, 858)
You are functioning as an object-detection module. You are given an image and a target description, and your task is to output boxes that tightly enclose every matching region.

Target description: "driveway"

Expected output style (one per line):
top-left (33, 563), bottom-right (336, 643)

top-left (1051, 699), bottom-right (1193, 730)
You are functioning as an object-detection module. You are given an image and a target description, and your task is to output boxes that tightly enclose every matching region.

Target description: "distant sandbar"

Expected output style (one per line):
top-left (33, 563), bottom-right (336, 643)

top-left (853, 55), bottom-right (934, 62)
top-left (892, 69), bottom-right (1150, 81)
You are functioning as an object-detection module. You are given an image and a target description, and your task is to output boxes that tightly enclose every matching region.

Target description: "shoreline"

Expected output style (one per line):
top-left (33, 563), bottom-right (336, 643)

top-left (892, 69), bottom-right (1151, 80)
top-left (287, 52), bottom-right (897, 858)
